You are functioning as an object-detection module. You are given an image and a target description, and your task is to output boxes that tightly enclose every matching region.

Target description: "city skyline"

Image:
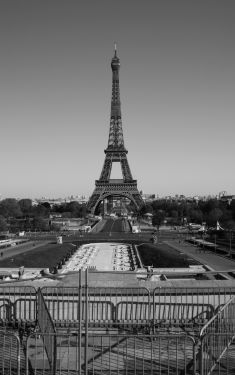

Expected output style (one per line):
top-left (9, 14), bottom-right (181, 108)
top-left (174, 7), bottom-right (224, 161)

top-left (1, 1), bottom-right (235, 199)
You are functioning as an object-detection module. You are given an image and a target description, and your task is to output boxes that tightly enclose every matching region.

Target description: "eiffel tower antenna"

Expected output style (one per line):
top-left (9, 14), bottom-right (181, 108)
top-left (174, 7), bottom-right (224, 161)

top-left (88, 48), bottom-right (144, 214)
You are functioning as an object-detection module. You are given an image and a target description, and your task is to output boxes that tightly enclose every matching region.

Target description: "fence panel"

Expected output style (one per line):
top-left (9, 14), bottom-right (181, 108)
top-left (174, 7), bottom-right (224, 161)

top-left (41, 286), bottom-right (150, 332)
top-left (89, 333), bottom-right (196, 374)
top-left (200, 333), bottom-right (235, 375)
top-left (200, 296), bottom-right (235, 337)
top-left (26, 332), bottom-right (82, 375)
top-left (87, 287), bottom-right (150, 332)
top-left (0, 330), bottom-right (23, 375)
top-left (25, 332), bottom-right (196, 375)
top-left (13, 298), bottom-right (37, 322)
top-left (0, 286), bottom-right (37, 304)
top-left (199, 296), bottom-right (235, 374)
top-left (37, 289), bottom-right (56, 374)
top-left (152, 286), bottom-right (234, 333)
top-left (0, 286), bottom-right (37, 323)
top-left (41, 286), bottom-right (80, 318)
top-left (153, 286), bottom-right (233, 310)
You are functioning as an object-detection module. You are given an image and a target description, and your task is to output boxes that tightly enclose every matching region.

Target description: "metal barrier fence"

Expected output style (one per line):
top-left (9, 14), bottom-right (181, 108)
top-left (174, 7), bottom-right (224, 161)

top-left (37, 289), bottom-right (56, 374)
top-left (152, 286), bottom-right (234, 335)
top-left (40, 285), bottom-right (234, 334)
top-left (0, 286), bottom-right (37, 328)
top-left (25, 332), bottom-right (196, 375)
top-left (0, 282), bottom-right (235, 374)
top-left (153, 286), bottom-right (234, 309)
top-left (199, 296), bottom-right (235, 374)
top-left (40, 286), bottom-right (151, 332)
top-left (0, 330), bottom-right (23, 375)
top-left (200, 333), bottom-right (235, 375)
top-left (0, 329), bottom-right (234, 375)
top-left (200, 296), bottom-right (235, 337)
top-left (1, 329), bottom-right (234, 375)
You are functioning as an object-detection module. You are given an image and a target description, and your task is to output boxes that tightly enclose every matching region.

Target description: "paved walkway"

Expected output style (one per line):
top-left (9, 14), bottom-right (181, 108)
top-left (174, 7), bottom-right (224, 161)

top-left (165, 240), bottom-right (235, 272)
top-left (61, 242), bottom-right (136, 272)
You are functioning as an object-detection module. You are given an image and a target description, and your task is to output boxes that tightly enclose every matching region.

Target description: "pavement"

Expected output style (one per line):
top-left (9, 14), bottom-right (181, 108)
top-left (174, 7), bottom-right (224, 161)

top-left (165, 240), bottom-right (235, 272)
top-left (1, 229), bottom-right (235, 288)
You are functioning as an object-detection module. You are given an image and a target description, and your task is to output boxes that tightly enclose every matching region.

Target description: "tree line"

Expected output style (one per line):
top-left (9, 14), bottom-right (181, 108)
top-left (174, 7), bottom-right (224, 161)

top-left (140, 198), bottom-right (235, 230)
top-left (0, 197), bottom-right (235, 233)
top-left (0, 198), bottom-right (88, 232)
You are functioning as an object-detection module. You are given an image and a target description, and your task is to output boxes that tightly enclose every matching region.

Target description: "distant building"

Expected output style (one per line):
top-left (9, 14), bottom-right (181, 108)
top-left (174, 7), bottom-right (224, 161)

top-left (219, 195), bottom-right (235, 205)
top-left (49, 213), bottom-right (63, 219)
top-left (142, 194), bottom-right (156, 203)
top-left (50, 217), bottom-right (84, 232)
top-left (36, 195), bottom-right (88, 206)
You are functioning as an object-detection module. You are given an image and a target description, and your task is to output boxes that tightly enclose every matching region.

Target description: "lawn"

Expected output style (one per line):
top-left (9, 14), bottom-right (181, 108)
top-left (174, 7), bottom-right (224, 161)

top-left (0, 242), bottom-right (76, 269)
top-left (137, 243), bottom-right (199, 268)
top-left (0, 238), bottom-right (199, 270)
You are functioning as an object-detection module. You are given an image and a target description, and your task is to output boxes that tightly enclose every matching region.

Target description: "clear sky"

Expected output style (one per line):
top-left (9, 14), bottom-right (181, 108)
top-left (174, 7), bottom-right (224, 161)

top-left (0, 0), bottom-right (234, 199)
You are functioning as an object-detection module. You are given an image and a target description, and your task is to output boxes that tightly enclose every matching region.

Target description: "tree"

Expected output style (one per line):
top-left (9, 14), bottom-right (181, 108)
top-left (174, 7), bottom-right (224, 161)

top-left (223, 220), bottom-right (235, 231)
top-left (139, 204), bottom-right (153, 217)
top-left (189, 208), bottom-right (203, 224)
top-left (33, 217), bottom-right (50, 231)
top-left (230, 201), bottom-right (235, 221)
top-left (66, 201), bottom-right (81, 216)
top-left (81, 204), bottom-right (88, 218)
top-left (207, 208), bottom-right (223, 226)
top-left (178, 202), bottom-right (191, 222)
top-left (220, 209), bottom-right (233, 227)
top-left (50, 222), bottom-right (61, 232)
top-left (18, 199), bottom-right (33, 215)
top-left (169, 210), bottom-right (180, 226)
top-left (199, 199), bottom-right (220, 216)
top-left (152, 210), bottom-right (166, 229)
top-left (0, 198), bottom-right (22, 218)
top-left (41, 202), bottom-right (51, 211)
top-left (0, 215), bottom-right (8, 232)
top-left (171, 210), bottom-right (179, 219)
top-left (64, 201), bottom-right (87, 218)
top-left (32, 204), bottom-right (49, 217)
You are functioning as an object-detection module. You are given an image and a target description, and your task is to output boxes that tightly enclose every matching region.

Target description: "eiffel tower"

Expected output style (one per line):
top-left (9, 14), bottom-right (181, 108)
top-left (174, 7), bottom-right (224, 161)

top-left (88, 46), bottom-right (144, 214)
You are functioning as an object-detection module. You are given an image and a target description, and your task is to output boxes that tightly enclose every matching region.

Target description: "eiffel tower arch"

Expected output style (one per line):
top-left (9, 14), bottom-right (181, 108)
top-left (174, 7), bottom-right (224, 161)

top-left (88, 46), bottom-right (144, 215)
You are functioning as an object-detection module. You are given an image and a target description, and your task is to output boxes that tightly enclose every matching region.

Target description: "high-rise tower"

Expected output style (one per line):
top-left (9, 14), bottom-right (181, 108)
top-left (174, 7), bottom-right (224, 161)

top-left (88, 46), bottom-right (143, 214)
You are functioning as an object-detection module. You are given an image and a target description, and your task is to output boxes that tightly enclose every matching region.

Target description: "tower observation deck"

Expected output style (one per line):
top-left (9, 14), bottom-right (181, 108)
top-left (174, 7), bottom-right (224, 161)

top-left (87, 46), bottom-right (144, 214)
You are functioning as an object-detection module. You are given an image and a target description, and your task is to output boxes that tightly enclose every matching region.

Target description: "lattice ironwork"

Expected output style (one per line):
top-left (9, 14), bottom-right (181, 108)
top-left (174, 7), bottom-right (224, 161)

top-left (88, 47), bottom-right (143, 213)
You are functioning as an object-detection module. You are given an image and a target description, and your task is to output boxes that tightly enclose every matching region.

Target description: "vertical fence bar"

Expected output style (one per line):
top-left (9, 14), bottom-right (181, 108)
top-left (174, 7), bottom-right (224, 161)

top-left (85, 268), bottom-right (88, 375)
top-left (17, 334), bottom-right (21, 375)
top-left (79, 269), bottom-right (82, 375)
